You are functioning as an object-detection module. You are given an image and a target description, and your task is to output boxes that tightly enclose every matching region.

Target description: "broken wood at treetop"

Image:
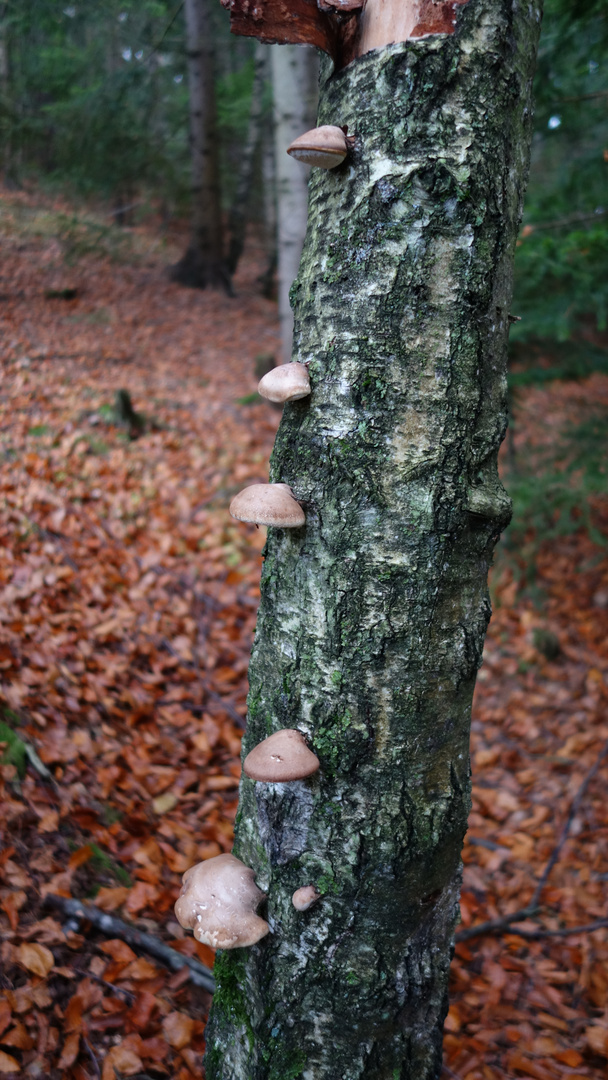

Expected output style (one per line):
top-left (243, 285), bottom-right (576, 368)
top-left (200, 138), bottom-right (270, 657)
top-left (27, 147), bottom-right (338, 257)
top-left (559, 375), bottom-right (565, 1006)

top-left (220, 0), bottom-right (471, 68)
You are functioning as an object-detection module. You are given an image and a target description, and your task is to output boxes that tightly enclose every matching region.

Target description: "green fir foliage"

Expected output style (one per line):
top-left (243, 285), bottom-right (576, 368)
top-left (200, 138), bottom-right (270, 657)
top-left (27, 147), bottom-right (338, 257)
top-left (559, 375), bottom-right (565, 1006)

top-left (499, 406), bottom-right (608, 591)
top-left (0, 0), bottom-right (256, 210)
top-left (511, 0), bottom-right (608, 347)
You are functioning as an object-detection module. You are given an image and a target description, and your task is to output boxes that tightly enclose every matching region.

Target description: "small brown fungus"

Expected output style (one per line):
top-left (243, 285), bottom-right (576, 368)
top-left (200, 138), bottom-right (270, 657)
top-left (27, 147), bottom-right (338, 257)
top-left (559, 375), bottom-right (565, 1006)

top-left (287, 125), bottom-right (350, 169)
top-left (229, 483), bottom-right (305, 528)
top-left (258, 362), bottom-right (311, 404)
top-left (292, 885), bottom-right (321, 912)
top-left (174, 853), bottom-right (269, 950)
top-left (244, 729), bottom-right (320, 783)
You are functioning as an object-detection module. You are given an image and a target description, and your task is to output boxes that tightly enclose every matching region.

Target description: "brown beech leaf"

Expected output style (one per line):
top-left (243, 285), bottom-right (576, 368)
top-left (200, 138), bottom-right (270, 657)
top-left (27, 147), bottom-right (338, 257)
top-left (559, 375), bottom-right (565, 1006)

top-left (162, 1010), bottom-right (194, 1050)
top-left (94, 886), bottom-right (130, 911)
top-left (17, 942), bottom-right (54, 977)
top-left (2, 1020), bottom-right (34, 1050)
top-left (586, 1024), bottom-right (608, 1058)
top-left (57, 1030), bottom-right (80, 1069)
top-left (100, 939), bottom-right (137, 964)
top-left (102, 1042), bottom-right (143, 1080)
top-left (121, 957), bottom-right (159, 981)
top-left (0, 1001), bottom-right (11, 1038)
top-left (124, 881), bottom-right (159, 915)
top-left (0, 1050), bottom-right (20, 1074)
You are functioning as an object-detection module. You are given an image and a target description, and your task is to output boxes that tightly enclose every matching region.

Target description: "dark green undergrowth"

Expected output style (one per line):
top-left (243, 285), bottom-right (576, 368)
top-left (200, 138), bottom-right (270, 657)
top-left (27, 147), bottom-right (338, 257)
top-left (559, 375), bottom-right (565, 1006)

top-left (0, 709), bottom-right (28, 778)
top-left (497, 404), bottom-right (608, 595)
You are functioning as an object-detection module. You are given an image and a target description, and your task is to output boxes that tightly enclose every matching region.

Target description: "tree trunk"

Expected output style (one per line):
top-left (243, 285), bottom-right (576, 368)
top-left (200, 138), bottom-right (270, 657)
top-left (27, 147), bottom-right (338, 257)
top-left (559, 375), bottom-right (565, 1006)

top-left (271, 44), bottom-right (318, 363)
top-left (171, 0), bottom-right (230, 291)
top-left (258, 117), bottom-right (278, 299)
top-left (205, 2), bottom-right (542, 1077)
top-left (227, 41), bottom-right (270, 277)
top-left (0, 3), bottom-right (17, 189)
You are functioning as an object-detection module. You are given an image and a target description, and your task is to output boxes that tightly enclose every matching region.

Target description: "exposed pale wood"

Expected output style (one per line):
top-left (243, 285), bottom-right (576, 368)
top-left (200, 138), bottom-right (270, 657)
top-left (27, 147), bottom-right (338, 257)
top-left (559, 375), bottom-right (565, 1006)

top-left (357, 0), bottom-right (470, 56)
top-left (358, 0), bottom-right (420, 55)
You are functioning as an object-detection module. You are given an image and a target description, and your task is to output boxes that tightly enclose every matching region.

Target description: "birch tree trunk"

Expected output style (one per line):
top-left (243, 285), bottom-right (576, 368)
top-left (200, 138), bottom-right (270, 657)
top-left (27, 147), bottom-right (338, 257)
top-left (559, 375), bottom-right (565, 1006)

top-left (171, 0), bottom-right (229, 290)
top-left (205, 1), bottom-right (542, 1077)
top-left (227, 41), bottom-right (269, 277)
top-left (271, 44), bottom-right (318, 363)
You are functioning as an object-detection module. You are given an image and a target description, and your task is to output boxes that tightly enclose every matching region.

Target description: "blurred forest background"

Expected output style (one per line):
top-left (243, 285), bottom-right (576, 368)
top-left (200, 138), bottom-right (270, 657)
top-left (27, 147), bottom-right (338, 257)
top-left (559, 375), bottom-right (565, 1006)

top-left (1, 0), bottom-right (607, 571)
top-left (0, 2), bottom-right (607, 1079)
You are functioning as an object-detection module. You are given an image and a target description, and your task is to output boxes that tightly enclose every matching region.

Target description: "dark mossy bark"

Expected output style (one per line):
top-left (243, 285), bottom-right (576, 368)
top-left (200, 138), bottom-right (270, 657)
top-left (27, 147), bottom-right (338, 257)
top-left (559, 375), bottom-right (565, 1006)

top-left (205, 2), bottom-right (542, 1077)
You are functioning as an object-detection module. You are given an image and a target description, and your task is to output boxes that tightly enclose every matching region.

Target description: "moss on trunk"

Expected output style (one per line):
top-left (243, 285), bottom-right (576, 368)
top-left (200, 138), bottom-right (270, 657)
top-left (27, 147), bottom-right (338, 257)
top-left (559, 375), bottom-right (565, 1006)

top-left (205, 2), bottom-right (543, 1077)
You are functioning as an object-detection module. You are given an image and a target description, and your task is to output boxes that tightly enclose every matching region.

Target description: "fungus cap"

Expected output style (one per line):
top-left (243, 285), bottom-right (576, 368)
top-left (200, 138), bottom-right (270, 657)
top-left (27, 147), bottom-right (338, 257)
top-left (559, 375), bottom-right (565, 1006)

top-left (244, 728), bottom-right (320, 783)
top-left (292, 885), bottom-right (321, 912)
top-left (230, 483), bottom-right (305, 528)
top-left (174, 853), bottom-right (269, 950)
top-left (258, 363), bottom-right (311, 404)
top-left (287, 125), bottom-right (349, 169)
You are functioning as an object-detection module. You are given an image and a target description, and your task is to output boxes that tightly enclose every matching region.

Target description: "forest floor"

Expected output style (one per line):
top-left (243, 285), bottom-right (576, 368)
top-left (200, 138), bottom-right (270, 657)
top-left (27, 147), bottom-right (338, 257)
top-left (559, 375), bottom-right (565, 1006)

top-left (0, 188), bottom-right (607, 1080)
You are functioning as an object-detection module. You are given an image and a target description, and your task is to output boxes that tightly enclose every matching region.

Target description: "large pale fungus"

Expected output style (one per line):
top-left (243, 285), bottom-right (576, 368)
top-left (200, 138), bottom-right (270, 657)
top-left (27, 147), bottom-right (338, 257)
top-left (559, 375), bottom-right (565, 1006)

top-left (174, 853), bottom-right (269, 950)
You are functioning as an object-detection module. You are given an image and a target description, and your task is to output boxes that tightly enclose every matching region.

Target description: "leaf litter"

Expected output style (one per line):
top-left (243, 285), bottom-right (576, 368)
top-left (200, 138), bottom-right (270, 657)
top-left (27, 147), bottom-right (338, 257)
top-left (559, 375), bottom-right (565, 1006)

top-left (0, 188), bottom-right (606, 1079)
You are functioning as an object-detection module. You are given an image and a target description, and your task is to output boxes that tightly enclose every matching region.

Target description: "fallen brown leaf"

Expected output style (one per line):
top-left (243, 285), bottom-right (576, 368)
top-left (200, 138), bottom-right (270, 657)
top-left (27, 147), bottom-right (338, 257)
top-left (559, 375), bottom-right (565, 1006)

top-left (17, 942), bottom-right (54, 977)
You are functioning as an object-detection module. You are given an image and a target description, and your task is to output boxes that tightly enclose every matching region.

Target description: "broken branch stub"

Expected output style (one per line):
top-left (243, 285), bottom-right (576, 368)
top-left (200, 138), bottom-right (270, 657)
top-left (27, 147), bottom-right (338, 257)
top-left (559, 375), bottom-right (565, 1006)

top-left (220, 0), bottom-right (470, 70)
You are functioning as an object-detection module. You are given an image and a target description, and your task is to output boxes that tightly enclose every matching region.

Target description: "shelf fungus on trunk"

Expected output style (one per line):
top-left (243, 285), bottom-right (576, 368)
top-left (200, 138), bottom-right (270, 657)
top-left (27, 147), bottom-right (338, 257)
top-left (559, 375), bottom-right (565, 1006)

top-left (229, 483), bottom-right (305, 527)
top-left (174, 853), bottom-right (269, 950)
top-left (244, 729), bottom-right (320, 783)
top-left (287, 125), bottom-right (351, 169)
top-left (258, 362), bottom-right (311, 403)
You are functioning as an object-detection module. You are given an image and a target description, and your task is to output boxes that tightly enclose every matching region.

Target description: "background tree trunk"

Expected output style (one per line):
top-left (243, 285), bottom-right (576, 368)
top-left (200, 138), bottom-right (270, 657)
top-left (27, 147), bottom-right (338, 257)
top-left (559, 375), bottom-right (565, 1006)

top-left (205, 2), bottom-right (543, 1077)
top-left (271, 44), bottom-right (318, 363)
top-left (258, 118), bottom-right (278, 299)
top-left (227, 41), bottom-right (269, 278)
top-left (171, 0), bottom-right (229, 290)
top-left (0, 2), bottom-right (17, 189)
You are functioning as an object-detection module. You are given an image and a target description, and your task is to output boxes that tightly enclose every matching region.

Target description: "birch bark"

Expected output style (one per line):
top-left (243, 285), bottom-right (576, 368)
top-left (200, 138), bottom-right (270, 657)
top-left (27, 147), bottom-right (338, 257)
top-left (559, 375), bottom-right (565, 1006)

top-left (205, 2), bottom-right (542, 1077)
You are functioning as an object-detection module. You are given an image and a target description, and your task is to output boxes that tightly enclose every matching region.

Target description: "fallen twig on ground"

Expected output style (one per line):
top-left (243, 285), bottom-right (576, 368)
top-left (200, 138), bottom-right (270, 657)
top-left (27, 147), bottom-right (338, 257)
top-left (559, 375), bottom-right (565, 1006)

top-left (529, 739), bottom-right (608, 909)
top-left (455, 905), bottom-right (541, 943)
top-left (45, 895), bottom-right (215, 993)
top-left (456, 742), bottom-right (608, 943)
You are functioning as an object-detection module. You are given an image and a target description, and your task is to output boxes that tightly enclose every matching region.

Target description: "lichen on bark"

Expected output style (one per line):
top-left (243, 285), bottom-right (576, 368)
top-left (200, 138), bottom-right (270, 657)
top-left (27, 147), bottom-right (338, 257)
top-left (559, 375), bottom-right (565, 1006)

top-left (205, 2), bottom-right (543, 1077)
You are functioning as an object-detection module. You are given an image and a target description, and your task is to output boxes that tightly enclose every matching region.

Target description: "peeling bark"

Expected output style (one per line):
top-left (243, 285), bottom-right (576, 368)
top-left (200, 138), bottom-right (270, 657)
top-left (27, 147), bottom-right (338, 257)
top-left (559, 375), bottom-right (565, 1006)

top-left (221, 0), bottom-right (471, 69)
top-left (205, 1), bottom-right (543, 1077)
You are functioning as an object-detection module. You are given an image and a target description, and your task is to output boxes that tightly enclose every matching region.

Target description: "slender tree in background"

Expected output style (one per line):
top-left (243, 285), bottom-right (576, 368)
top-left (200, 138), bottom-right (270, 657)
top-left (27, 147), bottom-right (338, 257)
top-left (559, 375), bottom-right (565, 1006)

top-left (271, 43), bottom-right (318, 363)
top-left (226, 41), bottom-right (269, 277)
top-left (0, 2), bottom-right (13, 186)
top-left (203, 1), bottom-right (543, 1077)
top-left (171, 0), bottom-right (230, 289)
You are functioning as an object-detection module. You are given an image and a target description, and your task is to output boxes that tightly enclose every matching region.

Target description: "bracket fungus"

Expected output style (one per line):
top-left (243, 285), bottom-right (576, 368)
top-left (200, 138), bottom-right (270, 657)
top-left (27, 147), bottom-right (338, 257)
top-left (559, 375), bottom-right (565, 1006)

top-left (258, 362), bottom-right (311, 404)
top-left (230, 483), bottom-right (305, 528)
top-left (292, 885), bottom-right (321, 912)
top-left (174, 853), bottom-right (269, 950)
top-left (287, 125), bottom-right (351, 169)
top-left (244, 728), bottom-right (320, 783)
